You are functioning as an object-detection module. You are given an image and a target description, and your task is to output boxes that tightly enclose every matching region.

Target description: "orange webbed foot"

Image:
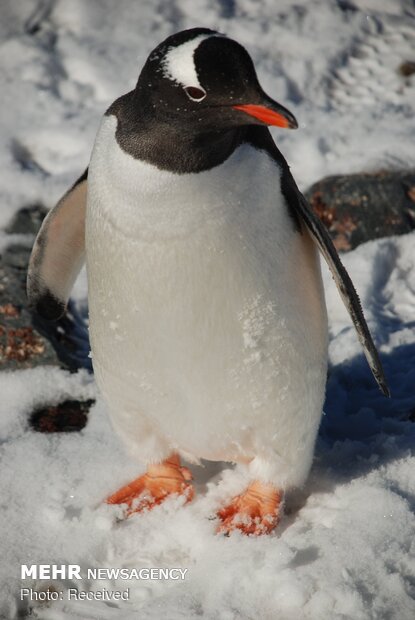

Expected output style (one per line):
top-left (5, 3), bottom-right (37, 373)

top-left (216, 481), bottom-right (283, 536)
top-left (106, 454), bottom-right (194, 517)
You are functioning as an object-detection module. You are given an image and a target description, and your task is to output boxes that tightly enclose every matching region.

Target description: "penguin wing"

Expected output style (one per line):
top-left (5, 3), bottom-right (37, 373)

top-left (286, 174), bottom-right (389, 397)
top-left (27, 169), bottom-right (88, 320)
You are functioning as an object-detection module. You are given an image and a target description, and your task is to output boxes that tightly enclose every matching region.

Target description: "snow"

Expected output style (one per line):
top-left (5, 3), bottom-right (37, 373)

top-left (1, 0), bottom-right (415, 618)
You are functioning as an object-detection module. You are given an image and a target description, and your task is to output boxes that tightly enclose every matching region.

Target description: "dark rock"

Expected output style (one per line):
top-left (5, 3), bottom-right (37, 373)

top-left (30, 399), bottom-right (95, 432)
top-left (398, 61), bottom-right (415, 77)
top-left (0, 205), bottom-right (92, 372)
top-left (305, 170), bottom-right (415, 251)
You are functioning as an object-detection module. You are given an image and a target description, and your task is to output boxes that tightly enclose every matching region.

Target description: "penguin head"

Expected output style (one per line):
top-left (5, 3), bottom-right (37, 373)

top-left (135, 28), bottom-right (298, 133)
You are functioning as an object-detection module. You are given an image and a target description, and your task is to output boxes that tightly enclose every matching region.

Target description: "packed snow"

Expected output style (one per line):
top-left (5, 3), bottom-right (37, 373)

top-left (1, 0), bottom-right (415, 618)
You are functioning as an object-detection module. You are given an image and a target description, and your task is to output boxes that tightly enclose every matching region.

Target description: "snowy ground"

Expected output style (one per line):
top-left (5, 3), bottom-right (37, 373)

top-left (1, 0), bottom-right (415, 618)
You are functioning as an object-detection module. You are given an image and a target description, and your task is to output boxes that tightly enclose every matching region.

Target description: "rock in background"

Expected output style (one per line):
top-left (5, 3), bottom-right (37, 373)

top-left (305, 169), bottom-right (415, 251)
top-left (1, 204), bottom-right (92, 372)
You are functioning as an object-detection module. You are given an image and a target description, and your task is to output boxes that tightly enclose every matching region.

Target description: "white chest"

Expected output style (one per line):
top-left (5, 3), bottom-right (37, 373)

top-left (85, 115), bottom-right (328, 463)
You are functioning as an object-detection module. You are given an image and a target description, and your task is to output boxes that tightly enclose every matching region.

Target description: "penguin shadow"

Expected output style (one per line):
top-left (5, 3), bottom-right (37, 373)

top-left (323, 339), bottom-right (415, 438)
top-left (185, 459), bottom-right (238, 520)
top-left (188, 459), bottom-right (232, 496)
top-left (310, 340), bottom-right (415, 504)
top-left (276, 333), bottom-right (415, 525)
top-left (32, 298), bottom-right (92, 372)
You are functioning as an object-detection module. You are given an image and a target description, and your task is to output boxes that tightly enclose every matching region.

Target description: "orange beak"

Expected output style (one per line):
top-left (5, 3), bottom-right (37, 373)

top-left (233, 103), bottom-right (298, 129)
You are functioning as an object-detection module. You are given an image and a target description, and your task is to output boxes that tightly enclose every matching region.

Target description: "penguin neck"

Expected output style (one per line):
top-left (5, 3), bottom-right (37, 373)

top-left (107, 92), bottom-right (246, 174)
top-left (137, 125), bottom-right (245, 174)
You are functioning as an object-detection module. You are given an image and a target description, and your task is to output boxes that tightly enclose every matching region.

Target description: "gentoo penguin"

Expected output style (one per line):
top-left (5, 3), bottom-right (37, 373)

top-left (27, 28), bottom-right (388, 536)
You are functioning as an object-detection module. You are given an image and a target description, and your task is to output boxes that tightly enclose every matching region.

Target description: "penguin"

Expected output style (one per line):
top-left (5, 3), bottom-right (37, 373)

top-left (27, 28), bottom-right (389, 536)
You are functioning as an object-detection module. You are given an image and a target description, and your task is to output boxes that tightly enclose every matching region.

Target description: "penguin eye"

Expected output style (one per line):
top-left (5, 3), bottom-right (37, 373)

top-left (184, 86), bottom-right (206, 102)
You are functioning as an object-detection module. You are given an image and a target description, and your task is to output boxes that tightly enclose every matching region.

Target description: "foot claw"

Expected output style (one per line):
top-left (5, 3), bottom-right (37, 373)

top-left (216, 481), bottom-right (283, 536)
top-left (106, 454), bottom-right (194, 518)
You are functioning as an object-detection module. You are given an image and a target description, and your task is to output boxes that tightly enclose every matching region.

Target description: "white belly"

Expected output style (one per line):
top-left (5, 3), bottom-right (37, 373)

top-left (86, 116), bottom-right (328, 487)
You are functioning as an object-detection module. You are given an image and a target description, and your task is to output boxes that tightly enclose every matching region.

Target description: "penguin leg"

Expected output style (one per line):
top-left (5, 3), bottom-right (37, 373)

top-left (216, 481), bottom-right (283, 536)
top-left (106, 453), bottom-right (194, 517)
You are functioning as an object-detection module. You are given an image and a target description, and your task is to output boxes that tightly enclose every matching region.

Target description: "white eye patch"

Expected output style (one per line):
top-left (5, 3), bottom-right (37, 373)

top-left (162, 34), bottom-right (217, 89)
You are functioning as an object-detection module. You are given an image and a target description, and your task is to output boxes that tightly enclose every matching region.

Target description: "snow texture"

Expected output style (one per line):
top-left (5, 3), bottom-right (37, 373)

top-left (1, 0), bottom-right (415, 618)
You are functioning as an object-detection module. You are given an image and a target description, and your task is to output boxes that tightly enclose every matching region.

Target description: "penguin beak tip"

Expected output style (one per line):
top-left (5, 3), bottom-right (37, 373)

top-left (233, 103), bottom-right (298, 130)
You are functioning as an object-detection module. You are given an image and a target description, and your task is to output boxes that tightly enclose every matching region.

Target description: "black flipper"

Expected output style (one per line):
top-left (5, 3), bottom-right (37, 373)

top-left (287, 172), bottom-right (389, 397)
top-left (27, 169), bottom-right (88, 320)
